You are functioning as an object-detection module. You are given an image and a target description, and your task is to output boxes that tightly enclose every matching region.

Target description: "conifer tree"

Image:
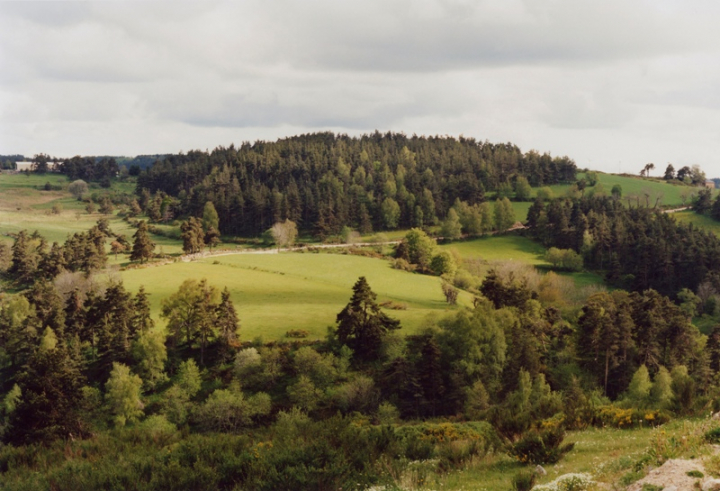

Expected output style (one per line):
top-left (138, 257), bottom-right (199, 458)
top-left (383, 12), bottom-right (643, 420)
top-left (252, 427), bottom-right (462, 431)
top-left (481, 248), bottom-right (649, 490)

top-left (131, 221), bottom-right (155, 263)
top-left (6, 344), bottom-right (86, 444)
top-left (181, 216), bottom-right (205, 254)
top-left (417, 336), bottom-right (444, 417)
top-left (215, 287), bottom-right (240, 363)
top-left (131, 286), bottom-right (154, 336)
top-left (335, 276), bottom-right (400, 363)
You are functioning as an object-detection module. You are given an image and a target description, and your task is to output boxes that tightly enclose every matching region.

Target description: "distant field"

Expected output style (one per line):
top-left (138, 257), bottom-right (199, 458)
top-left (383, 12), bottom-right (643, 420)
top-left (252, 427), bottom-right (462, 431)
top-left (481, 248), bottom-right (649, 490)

top-left (440, 235), bottom-right (547, 264)
top-left (0, 172), bottom-right (184, 254)
top-left (673, 209), bottom-right (720, 237)
top-left (544, 172), bottom-right (703, 208)
top-left (440, 234), bottom-right (605, 289)
top-left (120, 253), bottom-right (473, 340)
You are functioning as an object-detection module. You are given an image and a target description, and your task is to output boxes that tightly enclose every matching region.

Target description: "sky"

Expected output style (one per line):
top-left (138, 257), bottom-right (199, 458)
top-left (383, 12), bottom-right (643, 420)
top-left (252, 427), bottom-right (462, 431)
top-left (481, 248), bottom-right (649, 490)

top-left (1, 0), bottom-right (720, 176)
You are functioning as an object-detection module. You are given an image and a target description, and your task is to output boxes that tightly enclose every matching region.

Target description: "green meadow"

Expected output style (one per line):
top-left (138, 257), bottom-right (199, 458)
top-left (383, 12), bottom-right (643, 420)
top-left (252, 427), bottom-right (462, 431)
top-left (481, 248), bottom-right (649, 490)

top-left (440, 235), bottom-right (547, 264)
top-left (120, 252), bottom-right (474, 340)
top-left (0, 172), bottom-right (183, 253)
top-left (545, 172), bottom-right (700, 208)
top-left (673, 209), bottom-right (720, 237)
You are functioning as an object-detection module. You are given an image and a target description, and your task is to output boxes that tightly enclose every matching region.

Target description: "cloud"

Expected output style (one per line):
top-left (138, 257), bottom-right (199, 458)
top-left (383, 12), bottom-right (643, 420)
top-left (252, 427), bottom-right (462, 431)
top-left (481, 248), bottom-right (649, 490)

top-left (1, 0), bottom-right (720, 176)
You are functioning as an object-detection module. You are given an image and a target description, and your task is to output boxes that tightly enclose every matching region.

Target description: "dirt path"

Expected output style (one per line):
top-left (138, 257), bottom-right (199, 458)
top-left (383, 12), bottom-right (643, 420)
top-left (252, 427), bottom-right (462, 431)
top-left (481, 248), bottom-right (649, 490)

top-left (180, 241), bottom-right (401, 262)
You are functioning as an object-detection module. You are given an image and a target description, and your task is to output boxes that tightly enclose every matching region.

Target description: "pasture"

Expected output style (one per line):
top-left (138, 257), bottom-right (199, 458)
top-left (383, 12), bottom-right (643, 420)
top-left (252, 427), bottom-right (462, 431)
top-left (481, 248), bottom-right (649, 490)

top-left (0, 172), bottom-right (184, 253)
top-left (673, 209), bottom-right (720, 237)
top-left (120, 252), bottom-right (474, 340)
top-left (545, 172), bottom-right (700, 208)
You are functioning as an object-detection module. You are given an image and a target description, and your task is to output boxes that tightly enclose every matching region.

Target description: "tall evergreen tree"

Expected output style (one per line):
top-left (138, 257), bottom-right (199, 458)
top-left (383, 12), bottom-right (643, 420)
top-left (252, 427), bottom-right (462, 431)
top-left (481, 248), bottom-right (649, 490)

top-left (5, 344), bottom-right (86, 444)
top-left (335, 277), bottom-right (401, 363)
top-left (181, 216), bottom-right (205, 254)
top-left (131, 221), bottom-right (155, 263)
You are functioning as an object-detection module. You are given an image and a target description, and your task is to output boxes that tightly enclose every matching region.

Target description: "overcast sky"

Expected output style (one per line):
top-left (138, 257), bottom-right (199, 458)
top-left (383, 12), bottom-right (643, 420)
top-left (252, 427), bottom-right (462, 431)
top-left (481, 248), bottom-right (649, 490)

top-left (1, 0), bottom-right (720, 175)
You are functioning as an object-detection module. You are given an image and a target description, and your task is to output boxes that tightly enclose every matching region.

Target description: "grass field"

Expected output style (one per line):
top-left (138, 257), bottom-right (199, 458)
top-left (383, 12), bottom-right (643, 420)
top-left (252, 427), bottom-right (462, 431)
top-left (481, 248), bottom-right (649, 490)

top-left (440, 235), bottom-right (547, 264)
top-left (0, 172), bottom-right (184, 254)
top-left (120, 252), bottom-right (474, 340)
top-left (673, 209), bottom-right (720, 237)
top-left (544, 172), bottom-right (707, 208)
top-left (440, 234), bottom-right (606, 289)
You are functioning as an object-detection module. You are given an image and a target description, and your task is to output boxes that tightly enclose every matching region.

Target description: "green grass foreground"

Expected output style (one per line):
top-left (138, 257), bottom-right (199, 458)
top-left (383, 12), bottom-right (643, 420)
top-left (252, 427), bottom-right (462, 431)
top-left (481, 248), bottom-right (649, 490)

top-left (120, 252), bottom-right (474, 340)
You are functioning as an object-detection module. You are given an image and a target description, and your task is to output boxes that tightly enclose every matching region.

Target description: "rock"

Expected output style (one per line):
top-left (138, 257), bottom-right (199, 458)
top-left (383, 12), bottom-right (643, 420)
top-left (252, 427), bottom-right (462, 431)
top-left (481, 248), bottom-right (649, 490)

top-left (664, 486), bottom-right (678, 491)
top-left (712, 411), bottom-right (720, 420)
top-left (535, 465), bottom-right (547, 476)
top-left (703, 478), bottom-right (720, 491)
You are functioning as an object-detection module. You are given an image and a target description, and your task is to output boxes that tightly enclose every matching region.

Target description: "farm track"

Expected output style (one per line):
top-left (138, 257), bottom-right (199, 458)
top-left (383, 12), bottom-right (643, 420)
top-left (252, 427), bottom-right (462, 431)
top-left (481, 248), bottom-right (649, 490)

top-left (180, 241), bottom-right (402, 262)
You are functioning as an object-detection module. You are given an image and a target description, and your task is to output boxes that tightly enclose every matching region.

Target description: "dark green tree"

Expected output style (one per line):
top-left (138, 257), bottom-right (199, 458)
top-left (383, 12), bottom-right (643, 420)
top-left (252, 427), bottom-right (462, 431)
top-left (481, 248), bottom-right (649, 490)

top-left (694, 188), bottom-right (713, 214)
top-left (215, 287), bottom-right (240, 363)
top-left (130, 221), bottom-right (155, 263)
top-left (181, 216), bottom-right (205, 254)
top-left (335, 277), bottom-right (400, 363)
top-left (5, 344), bottom-right (86, 444)
top-left (664, 164), bottom-right (675, 180)
top-left (417, 336), bottom-right (445, 417)
top-left (131, 286), bottom-right (154, 336)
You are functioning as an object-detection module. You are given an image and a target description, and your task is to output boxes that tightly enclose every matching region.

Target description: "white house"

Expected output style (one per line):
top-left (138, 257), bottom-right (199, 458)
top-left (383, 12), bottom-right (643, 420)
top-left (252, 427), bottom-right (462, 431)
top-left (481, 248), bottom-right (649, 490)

top-left (15, 161), bottom-right (34, 171)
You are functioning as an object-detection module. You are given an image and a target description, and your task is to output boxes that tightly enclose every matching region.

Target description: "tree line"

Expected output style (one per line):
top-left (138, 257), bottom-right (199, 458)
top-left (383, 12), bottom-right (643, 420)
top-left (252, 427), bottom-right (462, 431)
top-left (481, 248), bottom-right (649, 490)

top-left (134, 132), bottom-right (576, 236)
top-left (527, 194), bottom-right (720, 297)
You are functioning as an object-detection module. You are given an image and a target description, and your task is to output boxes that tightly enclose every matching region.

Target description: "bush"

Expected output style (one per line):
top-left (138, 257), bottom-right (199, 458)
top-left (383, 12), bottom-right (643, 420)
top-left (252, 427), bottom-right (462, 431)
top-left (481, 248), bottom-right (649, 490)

top-left (509, 426), bottom-right (574, 465)
top-left (705, 426), bottom-right (720, 444)
top-left (285, 329), bottom-right (309, 338)
top-left (391, 258), bottom-right (416, 272)
top-left (512, 470), bottom-right (536, 491)
top-left (596, 405), bottom-right (670, 429)
top-left (545, 247), bottom-right (583, 272)
top-left (379, 300), bottom-right (408, 310)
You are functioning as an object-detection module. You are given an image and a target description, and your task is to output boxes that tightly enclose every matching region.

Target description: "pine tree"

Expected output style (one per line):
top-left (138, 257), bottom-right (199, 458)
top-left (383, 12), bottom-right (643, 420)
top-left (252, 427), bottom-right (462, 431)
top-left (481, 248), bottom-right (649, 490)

top-left (38, 242), bottom-right (66, 279)
top-left (417, 336), bottom-right (445, 417)
top-left (335, 276), bottom-right (400, 363)
top-left (5, 344), bottom-right (86, 444)
top-left (215, 288), bottom-right (240, 363)
top-left (131, 286), bottom-right (154, 336)
top-left (131, 221), bottom-right (155, 263)
top-left (204, 226), bottom-right (221, 249)
top-left (181, 216), bottom-right (205, 254)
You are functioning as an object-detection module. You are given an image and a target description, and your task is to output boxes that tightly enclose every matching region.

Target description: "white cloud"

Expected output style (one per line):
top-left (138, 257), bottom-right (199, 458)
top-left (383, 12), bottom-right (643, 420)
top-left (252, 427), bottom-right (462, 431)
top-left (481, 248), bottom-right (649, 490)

top-left (1, 0), bottom-right (720, 176)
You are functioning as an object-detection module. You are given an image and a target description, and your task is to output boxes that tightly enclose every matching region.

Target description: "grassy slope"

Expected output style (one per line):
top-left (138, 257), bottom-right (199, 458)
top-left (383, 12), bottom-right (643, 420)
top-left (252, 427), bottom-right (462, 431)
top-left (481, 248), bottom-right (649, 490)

top-left (439, 235), bottom-right (606, 288)
top-left (0, 172), bottom-right (184, 254)
top-left (545, 172), bottom-right (701, 208)
top-left (436, 426), bottom-right (659, 491)
top-left (673, 209), bottom-right (720, 237)
top-left (120, 253), bottom-right (474, 340)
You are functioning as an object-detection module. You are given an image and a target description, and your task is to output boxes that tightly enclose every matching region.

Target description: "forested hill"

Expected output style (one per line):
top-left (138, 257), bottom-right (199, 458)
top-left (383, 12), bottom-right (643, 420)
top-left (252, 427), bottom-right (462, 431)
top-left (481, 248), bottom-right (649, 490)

top-left (136, 132), bottom-right (577, 236)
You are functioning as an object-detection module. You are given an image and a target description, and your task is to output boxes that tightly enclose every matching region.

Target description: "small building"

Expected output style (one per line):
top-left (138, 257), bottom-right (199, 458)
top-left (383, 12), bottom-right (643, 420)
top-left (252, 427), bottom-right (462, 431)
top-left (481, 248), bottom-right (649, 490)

top-left (13, 161), bottom-right (62, 172)
top-left (706, 181), bottom-right (716, 189)
top-left (15, 161), bottom-right (34, 171)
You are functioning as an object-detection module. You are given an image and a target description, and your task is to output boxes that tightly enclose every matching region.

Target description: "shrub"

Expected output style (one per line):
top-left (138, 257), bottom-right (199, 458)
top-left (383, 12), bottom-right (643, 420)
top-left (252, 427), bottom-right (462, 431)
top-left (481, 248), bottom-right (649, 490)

top-left (512, 470), bottom-right (536, 491)
top-left (509, 426), bottom-right (574, 465)
top-left (596, 405), bottom-right (670, 429)
top-left (285, 329), bottom-right (309, 338)
top-left (379, 300), bottom-right (408, 310)
top-left (705, 426), bottom-right (720, 444)
top-left (391, 258), bottom-right (416, 272)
